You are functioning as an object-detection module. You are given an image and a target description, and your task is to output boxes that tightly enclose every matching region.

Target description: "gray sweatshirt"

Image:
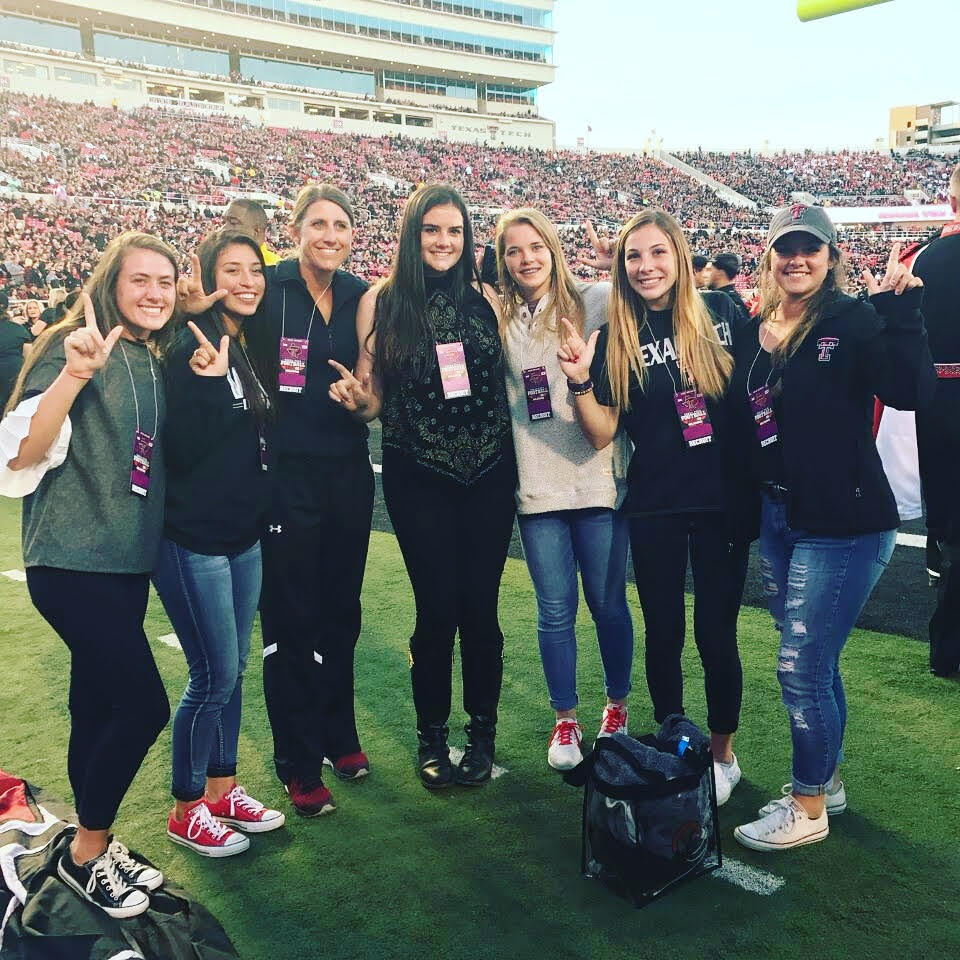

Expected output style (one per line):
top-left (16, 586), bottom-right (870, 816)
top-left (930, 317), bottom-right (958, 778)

top-left (503, 282), bottom-right (630, 516)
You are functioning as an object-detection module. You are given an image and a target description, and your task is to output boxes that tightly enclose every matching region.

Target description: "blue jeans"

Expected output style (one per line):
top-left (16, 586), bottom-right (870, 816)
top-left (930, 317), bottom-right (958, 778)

top-left (153, 539), bottom-right (262, 801)
top-left (517, 508), bottom-right (633, 711)
top-left (758, 496), bottom-right (895, 796)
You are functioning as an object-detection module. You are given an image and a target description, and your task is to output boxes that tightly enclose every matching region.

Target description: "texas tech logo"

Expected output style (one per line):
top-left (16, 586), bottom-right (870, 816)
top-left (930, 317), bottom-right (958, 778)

top-left (790, 203), bottom-right (808, 220)
top-left (817, 337), bottom-right (839, 362)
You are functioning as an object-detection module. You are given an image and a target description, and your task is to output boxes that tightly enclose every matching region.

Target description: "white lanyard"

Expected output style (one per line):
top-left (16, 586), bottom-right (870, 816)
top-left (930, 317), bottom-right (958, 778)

top-left (118, 341), bottom-right (158, 438)
top-left (280, 276), bottom-right (332, 342)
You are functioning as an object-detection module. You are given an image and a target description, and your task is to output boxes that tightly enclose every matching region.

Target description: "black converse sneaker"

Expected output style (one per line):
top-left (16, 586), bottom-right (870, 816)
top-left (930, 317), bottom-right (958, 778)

top-left (108, 837), bottom-right (164, 891)
top-left (57, 846), bottom-right (150, 918)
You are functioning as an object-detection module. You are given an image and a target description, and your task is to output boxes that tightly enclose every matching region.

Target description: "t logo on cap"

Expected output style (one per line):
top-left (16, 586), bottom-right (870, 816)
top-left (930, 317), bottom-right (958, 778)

top-left (790, 204), bottom-right (808, 221)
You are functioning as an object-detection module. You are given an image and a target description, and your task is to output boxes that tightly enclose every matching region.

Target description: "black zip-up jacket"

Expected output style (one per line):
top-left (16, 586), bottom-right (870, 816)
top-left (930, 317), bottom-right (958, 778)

top-left (727, 287), bottom-right (936, 537)
top-left (162, 313), bottom-right (269, 556)
top-left (261, 260), bottom-right (369, 460)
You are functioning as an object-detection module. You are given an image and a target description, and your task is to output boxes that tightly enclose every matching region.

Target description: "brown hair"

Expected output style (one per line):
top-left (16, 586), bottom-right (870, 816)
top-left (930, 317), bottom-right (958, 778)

top-left (290, 183), bottom-right (355, 231)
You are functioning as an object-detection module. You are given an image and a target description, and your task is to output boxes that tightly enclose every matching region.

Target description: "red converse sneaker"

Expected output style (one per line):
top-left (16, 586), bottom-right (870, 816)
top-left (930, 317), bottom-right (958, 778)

top-left (597, 702), bottom-right (628, 739)
top-left (206, 784), bottom-right (285, 834)
top-left (286, 779), bottom-right (336, 817)
top-left (166, 800), bottom-right (250, 857)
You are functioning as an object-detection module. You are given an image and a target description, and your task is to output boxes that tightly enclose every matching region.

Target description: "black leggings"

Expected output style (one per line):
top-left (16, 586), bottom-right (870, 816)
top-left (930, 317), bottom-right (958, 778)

top-left (26, 567), bottom-right (170, 831)
top-left (381, 450), bottom-right (516, 730)
top-left (629, 512), bottom-right (748, 735)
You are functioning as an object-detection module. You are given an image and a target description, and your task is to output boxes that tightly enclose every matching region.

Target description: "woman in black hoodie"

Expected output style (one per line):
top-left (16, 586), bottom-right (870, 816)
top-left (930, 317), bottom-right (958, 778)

top-left (730, 205), bottom-right (935, 853)
top-left (155, 231), bottom-right (284, 857)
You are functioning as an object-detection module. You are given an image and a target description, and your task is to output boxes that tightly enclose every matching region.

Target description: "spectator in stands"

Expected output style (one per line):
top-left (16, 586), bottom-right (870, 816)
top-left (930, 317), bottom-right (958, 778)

top-left (330, 184), bottom-right (515, 790)
top-left (155, 231), bottom-right (284, 857)
top-left (729, 206), bottom-right (934, 852)
top-left (559, 208), bottom-right (751, 807)
top-left (251, 184), bottom-right (375, 817)
top-left (0, 232), bottom-right (179, 917)
top-left (0, 305), bottom-right (31, 409)
top-left (709, 252), bottom-right (750, 317)
top-left (495, 207), bottom-right (633, 771)
top-left (692, 253), bottom-right (712, 289)
top-left (222, 198), bottom-right (281, 266)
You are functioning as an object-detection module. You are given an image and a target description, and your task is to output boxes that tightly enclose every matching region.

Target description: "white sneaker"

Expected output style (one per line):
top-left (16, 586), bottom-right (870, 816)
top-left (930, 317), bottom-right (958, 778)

top-left (713, 754), bottom-right (742, 807)
top-left (758, 779), bottom-right (847, 818)
top-left (596, 702), bottom-right (628, 739)
top-left (547, 718), bottom-right (583, 771)
top-left (734, 796), bottom-right (829, 852)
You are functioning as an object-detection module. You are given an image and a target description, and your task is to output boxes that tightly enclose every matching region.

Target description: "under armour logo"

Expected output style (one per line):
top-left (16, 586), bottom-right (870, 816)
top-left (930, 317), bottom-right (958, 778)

top-left (817, 337), bottom-right (839, 362)
top-left (268, 524), bottom-right (282, 533)
top-left (790, 203), bottom-right (807, 220)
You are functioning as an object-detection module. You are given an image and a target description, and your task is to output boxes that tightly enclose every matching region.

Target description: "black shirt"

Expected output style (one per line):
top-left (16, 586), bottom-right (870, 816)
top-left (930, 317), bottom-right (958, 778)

top-left (0, 320), bottom-right (31, 408)
top-left (162, 313), bottom-right (270, 556)
top-left (260, 260), bottom-right (369, 460)
top-left (716, 283), bottom-right (750, 321)
top-left (380, 272), bottom-right (512, 484)
top-left (591, 291), bottom-right (746, 517)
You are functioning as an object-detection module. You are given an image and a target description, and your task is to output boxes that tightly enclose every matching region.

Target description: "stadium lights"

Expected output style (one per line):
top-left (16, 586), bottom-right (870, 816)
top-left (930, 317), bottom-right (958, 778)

top-left (797, 0), bottom-right (893, 19)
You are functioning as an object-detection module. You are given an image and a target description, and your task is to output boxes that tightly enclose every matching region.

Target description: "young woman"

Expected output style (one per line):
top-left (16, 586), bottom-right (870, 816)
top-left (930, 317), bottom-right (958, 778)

top-left (495, 208), bottom-right (633, 770)
top-left (730, 206), bottom-right (934, 852)
top-left (558, 208), bottom-right (751, 806)
top-left (249, 184), bottom-right (374, 816)
top-left (0, 233), bottom-right (176, 917)
top-left (330, 184), bottom-right (516, 790)
top-left (154, 231), bottom-right (283, 857)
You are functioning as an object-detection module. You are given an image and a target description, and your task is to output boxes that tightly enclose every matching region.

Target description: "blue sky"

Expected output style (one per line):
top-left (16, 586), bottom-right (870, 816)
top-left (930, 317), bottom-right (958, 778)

top-left (538, 0), bottom-right (955, 151)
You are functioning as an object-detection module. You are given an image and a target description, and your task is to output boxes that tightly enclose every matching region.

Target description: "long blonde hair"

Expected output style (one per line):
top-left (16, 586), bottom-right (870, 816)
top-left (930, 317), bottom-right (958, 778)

top-left (756, 242), bottom-right (847, 361)
top-left (5, 232), bottom-right (179, 414)
top-left (605, 209), bottom-right (732, 409)
top-left (494, 207), bottom-right (584, 340)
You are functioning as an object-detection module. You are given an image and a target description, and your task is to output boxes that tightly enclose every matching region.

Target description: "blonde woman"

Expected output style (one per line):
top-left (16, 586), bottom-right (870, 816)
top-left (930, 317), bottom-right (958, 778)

top-left (1, 233), bottom-right (177, 916)
top-left (559, 209), bottom-right (751, 806)
top-left (495, 208), bottom-right (632, 770)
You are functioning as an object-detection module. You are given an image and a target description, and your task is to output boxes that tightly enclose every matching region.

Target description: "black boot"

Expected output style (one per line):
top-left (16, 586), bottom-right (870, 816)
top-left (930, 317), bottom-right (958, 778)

top-left (455, 715), bottom-right (496, 786)
top-left (417, 724), bottom-right (453, 790)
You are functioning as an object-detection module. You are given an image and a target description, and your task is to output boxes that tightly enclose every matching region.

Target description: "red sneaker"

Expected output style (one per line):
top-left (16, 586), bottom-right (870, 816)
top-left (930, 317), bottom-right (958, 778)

top-left (166, 800), bottom-right (249, 857)
top-left (325, 752), bottom-right (370, 782)
top-left (597, 702), bottom-right (628, 739)
top-left (206, 784), bottom-right (285, 834)
top-left (287, 779), bottom-right (336, 817)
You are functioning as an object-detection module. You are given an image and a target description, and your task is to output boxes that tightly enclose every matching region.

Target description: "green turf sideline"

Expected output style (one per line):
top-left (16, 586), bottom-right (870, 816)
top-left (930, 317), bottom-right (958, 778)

top-left (0, 496), bottom-right (957, 959)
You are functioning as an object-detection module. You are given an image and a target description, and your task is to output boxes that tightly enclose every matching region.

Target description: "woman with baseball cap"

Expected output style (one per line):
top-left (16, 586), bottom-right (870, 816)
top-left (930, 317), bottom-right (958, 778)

top-left (729, 205), bottom-right (935, 852)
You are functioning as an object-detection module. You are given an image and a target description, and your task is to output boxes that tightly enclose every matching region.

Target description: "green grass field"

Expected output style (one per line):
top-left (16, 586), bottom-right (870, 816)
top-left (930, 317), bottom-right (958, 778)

top-left (1, 495), bottom-right (957, 959)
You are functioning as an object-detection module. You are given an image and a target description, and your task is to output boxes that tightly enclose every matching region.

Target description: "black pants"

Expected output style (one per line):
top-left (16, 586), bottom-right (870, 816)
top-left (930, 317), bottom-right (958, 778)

top-left (260, 451), bottom-right (375, 787)
top-left (629, 512), bottom-right (748, 735)
top-left (26, 567), bottom-right (170, 831)
top-left (916, 393), bottom-right (960, 674)
top-left (381, 449), bottom-right (517, 731)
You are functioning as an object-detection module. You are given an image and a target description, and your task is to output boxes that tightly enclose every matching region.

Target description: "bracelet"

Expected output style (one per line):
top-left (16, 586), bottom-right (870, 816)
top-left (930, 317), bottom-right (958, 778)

top-left (67, 371), bottom-right (93, 381)
top-left (567, 378), bottom-right (593, 396)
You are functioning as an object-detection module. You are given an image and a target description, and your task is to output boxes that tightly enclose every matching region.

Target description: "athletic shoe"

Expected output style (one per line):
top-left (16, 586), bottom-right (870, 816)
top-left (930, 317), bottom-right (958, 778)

top-left (206, 784), bottom-right (285, 834)
top-left (547, 718), bottom-right (583, 771)
top-left (596, 702), bottom-right (628, 739)
top-left (166, 800), bottom-right (250, 857)
top-left (107, 837), bottom-right (163, 891)
top-left (734, 796), bottom-right (829, 852)
top-left (323, 752), bottom-right (371, 781)
top-left (287, 779), bottom-right (336, 817)
top-left (758, 779), bottom-right (847, 818)
top-left (714, 754), bottom-right (742, 807)
top-left (57, 847), bottom-right (150, 919)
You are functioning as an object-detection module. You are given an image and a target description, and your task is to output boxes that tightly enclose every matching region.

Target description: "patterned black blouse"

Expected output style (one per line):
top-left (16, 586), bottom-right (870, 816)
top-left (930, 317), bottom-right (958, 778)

top-left (380, 272), bottom-right (512, 484)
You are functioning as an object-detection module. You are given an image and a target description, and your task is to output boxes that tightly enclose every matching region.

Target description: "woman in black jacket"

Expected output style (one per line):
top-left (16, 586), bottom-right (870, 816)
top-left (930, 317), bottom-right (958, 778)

top-left (731, 205), bottom-right (935, 853)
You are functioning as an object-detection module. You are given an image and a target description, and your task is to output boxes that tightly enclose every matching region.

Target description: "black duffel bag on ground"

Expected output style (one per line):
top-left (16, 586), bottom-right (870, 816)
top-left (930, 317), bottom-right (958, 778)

top-left (563, 714), bottom-right (721, 906)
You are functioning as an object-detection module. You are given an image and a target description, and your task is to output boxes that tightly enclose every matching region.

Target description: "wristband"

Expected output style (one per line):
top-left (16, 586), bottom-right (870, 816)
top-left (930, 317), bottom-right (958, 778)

top-left (567, 378), bottom-right (593, 396)
top-left (67, 371), bottom-right (93, 381)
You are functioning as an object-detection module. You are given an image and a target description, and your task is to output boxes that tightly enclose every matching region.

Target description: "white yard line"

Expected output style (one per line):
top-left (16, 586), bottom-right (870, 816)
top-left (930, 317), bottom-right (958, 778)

top-left (896, 532), bottom-right (925, 549)
top-left (712, 857), bottom-right (786, 895)
top-left (1, 570), bottom-right (26, 582)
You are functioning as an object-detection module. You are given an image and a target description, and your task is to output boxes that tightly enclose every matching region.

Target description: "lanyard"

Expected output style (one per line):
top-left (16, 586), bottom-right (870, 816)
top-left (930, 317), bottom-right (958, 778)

top-left (280, 275), bottom-right (332, 343)
top-left (641, 318), bottom-right (683, 393)
top-left (118, 341), bottom-right (158, 439)
top-left (745, 324), bottom-right (780, 396)
top-left (517, 300), bottom-right (552, 372)
top-left (237, 336), bottom-right (269, 405)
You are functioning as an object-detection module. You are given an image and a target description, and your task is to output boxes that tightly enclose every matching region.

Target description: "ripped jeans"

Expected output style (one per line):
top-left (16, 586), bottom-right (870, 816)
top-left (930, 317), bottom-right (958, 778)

top-left (758, 495), bottom-right (895, 796)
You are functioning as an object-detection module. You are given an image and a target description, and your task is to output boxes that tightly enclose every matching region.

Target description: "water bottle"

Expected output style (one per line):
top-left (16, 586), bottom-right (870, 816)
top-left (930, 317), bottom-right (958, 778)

top-left (676, 735), bottom-right (691, 757)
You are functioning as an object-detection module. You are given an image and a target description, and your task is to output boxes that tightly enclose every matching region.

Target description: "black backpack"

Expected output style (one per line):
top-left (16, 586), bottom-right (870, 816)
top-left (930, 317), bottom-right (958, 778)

top-left (564, 715), bottom-right (721, 906)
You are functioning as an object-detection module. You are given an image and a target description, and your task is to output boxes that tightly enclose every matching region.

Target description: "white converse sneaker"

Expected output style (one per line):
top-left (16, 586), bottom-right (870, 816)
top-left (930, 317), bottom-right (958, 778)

top-left (734, 796), bottom-right (829, 852)
top-left (758, 779), bottom-right (847, 818)
top-left (547, 718), bottom-right (583, 771)
top-left (713, 754), bottom-right (742, 807)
